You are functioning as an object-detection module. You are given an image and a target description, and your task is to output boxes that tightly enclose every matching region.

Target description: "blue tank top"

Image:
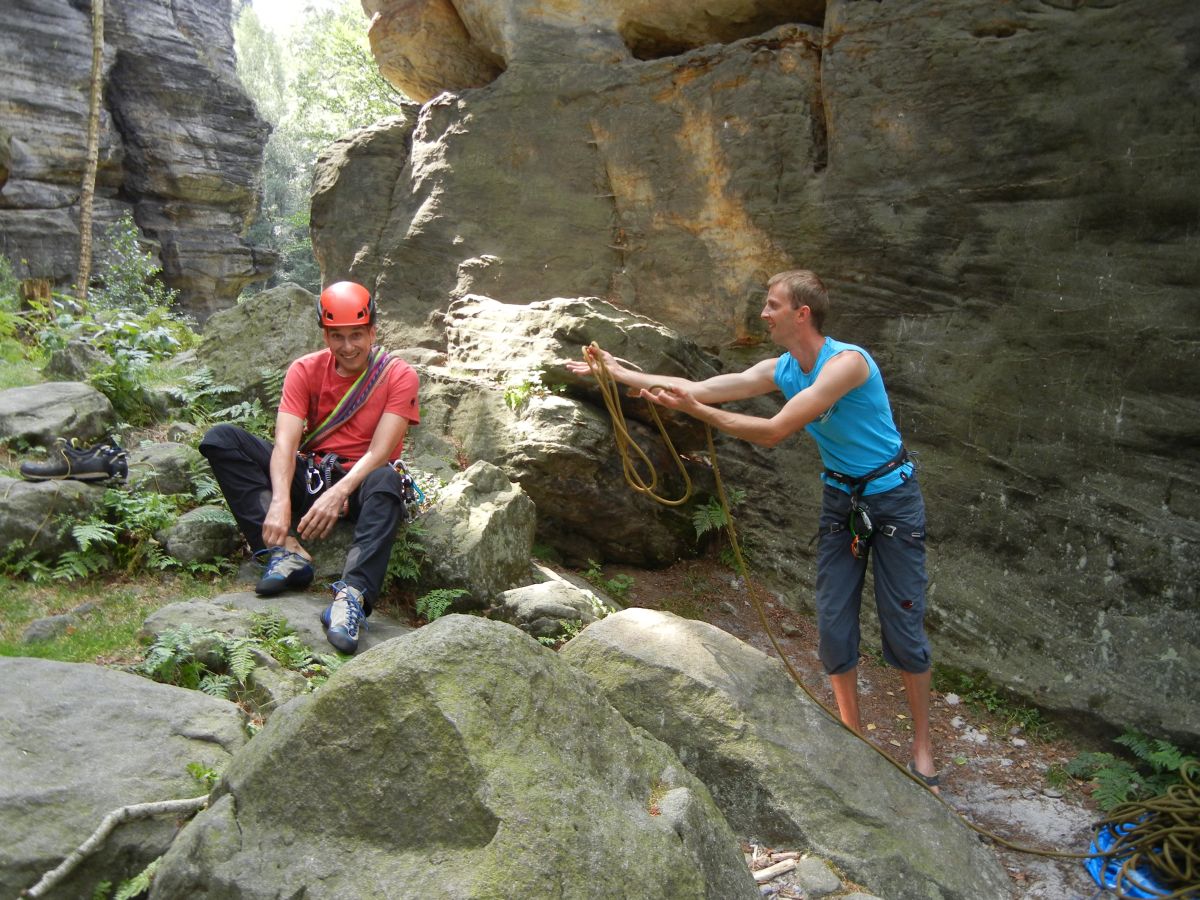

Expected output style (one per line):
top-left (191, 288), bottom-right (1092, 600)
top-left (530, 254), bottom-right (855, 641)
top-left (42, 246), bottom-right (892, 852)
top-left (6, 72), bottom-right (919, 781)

top-left (773, 337), bottom-right (911, 495)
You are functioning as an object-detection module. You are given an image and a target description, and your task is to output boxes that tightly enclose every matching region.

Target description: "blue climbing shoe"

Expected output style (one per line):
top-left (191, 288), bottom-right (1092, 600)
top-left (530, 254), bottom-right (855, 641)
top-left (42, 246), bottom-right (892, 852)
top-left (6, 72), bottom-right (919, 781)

top-left (254, 547), bottom-right (314, 596)
top-left (321, 581), bottom-right (367, 654)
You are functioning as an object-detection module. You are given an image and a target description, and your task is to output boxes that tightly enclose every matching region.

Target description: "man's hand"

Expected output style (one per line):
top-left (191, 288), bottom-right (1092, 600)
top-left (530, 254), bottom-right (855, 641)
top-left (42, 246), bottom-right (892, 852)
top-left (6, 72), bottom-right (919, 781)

top-left (565, 345), bottom-right (623, 380)
top-left (262, 497), bottom-right (292, 548)
top-left (639, 384), bottom-right (701, 416)
top-left (296, 486), bottom-right (351, 542)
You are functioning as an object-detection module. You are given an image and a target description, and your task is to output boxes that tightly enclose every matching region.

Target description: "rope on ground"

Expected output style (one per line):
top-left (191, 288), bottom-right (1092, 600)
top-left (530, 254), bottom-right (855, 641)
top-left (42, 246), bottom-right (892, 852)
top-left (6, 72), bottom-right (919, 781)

top-left (580, 342), bottom-right (1200, 898)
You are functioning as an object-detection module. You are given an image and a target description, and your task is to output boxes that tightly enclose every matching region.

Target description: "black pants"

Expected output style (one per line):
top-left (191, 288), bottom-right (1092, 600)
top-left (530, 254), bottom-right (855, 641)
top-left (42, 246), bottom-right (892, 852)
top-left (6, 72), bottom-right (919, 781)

top-left (199, 423), bottom-right (406, 613)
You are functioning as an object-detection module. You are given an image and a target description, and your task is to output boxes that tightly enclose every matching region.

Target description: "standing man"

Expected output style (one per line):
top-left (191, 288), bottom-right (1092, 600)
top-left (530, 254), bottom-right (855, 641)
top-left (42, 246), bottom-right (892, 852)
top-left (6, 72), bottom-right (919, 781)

top-left (200, 281), bottom-right (420, 654)
top-left (568, 270), bottom-right (937, 789)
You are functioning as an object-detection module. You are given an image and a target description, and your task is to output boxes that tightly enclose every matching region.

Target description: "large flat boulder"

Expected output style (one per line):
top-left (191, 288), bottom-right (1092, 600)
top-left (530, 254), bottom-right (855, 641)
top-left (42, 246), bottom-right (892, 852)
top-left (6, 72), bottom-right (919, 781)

top-left (0, 658), bottom-right (248, 900)
top-left (561, 608), bottom-right (1013, 900)
top-left (150, 615), bottom-right (759, 899)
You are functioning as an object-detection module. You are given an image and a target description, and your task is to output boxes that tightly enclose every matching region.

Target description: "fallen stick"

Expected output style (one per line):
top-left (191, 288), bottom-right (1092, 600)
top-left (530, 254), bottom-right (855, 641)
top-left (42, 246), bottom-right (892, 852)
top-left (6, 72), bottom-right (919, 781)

top-left (23, 795), bottom-right (208, 897)
top-left (752, 858), bottom-right (797, 883)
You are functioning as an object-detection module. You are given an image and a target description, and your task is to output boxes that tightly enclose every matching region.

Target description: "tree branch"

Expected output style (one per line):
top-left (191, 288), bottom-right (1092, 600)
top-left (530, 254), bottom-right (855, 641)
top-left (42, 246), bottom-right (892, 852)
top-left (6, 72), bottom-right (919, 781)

top-left (22, 795), bottom-right (208, 898)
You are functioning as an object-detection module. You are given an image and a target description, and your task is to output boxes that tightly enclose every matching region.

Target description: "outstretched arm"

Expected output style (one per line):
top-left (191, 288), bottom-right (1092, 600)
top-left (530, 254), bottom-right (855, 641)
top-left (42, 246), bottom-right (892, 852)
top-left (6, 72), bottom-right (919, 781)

top-left (566, 346), bottom-right (779, 404)
top-left (641, 350), bottom-right (869, 447)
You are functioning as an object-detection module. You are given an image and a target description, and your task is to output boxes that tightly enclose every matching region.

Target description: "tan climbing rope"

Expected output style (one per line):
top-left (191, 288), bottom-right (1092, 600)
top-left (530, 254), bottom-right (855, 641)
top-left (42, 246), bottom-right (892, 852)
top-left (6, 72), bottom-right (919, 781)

top-left (581, 342), bottom-right (1200, 898)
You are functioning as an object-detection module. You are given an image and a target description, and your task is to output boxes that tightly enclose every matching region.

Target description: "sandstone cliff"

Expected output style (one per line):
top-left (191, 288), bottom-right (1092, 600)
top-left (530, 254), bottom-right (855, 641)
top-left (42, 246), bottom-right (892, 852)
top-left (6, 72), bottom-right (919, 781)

top-left (0, 0), bottom-right (272, 320)
top-left (312, 0), bottom-right (1200, 746)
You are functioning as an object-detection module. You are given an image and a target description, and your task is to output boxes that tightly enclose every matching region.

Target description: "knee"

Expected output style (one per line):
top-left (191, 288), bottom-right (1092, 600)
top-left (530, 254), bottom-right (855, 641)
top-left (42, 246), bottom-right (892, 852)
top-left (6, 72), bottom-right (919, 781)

top-left (199, 423), bottom-right (243, 457)
top-left (359, 465), bottom-right (405, 501)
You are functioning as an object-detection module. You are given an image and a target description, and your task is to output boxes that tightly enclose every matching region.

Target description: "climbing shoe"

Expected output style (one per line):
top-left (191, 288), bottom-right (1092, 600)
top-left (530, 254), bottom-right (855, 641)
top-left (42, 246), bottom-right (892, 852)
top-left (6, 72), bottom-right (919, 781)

top-left (321, 581), bottom-right (367, 654)
top-left (253, 547), bottom-right (314, 596)
top-left (19, 437), bottom-right (128, 483)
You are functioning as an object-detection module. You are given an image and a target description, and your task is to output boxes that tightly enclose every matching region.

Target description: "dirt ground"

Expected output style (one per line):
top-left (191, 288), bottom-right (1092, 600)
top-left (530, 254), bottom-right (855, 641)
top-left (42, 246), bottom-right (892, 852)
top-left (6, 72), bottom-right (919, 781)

top-left (587, 557), bottom-right (1113, 900)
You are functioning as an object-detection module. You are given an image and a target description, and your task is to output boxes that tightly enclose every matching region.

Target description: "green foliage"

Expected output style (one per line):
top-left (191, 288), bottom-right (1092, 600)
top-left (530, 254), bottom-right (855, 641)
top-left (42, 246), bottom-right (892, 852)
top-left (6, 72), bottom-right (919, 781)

top-left (1063, 730), bottom-right (1198, 811)
top-left (383, 523), bottom-right (425, 589)
top-left (537, 618), bottom-right (585, 647)
top-left (0, 255), bottom-right (27, 358)
top-left (187, 761), bottom-right (220, 791)
top-left (933, 668), bottom-right (1058, 741)
top-left (692, 488), bottom-right (746, 540)
top-left (112, 857), bottom-right (160, 900)
top-left (136, 611), bottom-right (352, 700)
top-left (501, 371), bottom-right (567, 411)
top-left (415, 588), bottom-right (468, 622)
top-left (583, 560), bottom-right (634, 602)
top-left (169, 366), bottom-right (272, 433)
top-left (234, 0), bottom-right (406, 293)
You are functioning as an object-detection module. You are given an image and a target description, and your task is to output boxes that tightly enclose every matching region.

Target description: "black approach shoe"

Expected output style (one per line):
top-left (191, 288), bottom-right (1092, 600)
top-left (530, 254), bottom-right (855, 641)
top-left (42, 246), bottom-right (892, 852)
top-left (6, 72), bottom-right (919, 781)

top-left (19, 438), bottom-right (129, 483)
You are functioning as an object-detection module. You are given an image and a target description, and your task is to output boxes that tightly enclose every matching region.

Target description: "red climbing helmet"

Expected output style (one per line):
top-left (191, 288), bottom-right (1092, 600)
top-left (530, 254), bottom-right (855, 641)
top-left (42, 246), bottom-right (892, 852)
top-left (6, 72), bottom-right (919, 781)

top-left (317, 281), bottom-right (375, 327)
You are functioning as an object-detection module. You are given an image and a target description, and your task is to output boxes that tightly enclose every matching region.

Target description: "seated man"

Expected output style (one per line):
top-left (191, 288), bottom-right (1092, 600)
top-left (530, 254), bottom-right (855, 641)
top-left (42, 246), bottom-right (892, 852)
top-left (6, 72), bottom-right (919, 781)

top-left (200, 281), bottom-right (420, 653)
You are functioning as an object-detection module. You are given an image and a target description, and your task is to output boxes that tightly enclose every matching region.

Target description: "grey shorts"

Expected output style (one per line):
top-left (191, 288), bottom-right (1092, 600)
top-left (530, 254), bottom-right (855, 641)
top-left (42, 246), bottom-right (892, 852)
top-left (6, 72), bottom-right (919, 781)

top-left (814, 476), bottom-right (930, 675)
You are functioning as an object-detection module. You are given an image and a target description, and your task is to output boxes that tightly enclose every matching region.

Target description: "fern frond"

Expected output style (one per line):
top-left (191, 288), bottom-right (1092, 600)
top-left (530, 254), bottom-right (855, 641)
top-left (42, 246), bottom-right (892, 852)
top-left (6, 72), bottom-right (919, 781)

top-left (225, 638), bottom-right (258, 684)
top-left (198, 672), bottom-right (236, 699)
top-left (72, 521), bottom-right (118, 552)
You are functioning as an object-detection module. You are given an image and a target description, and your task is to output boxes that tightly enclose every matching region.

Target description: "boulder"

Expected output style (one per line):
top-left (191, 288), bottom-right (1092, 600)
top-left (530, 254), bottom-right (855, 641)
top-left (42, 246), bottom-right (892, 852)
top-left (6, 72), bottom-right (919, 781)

top-left (497, 578), bottom-right (614, 639)
top-left (560, 609), bottom-right (1012, 900)
top-left (0, 382), bottom-right (115, 449)
top-left (42, 339), bottom-right (114, 381)
top-left (127, 441), bottom-right (206, 496)
top-left (142, 591), bottom-right (414, 660)
top-left (0, 658), bottom-right (247, 900)
top-left (0, 0), bottom-right (272, 320)
top-left (150, 615), bottom-right (759, 899)
top-left (415, 460), bottom-right (537, 604)
top-left (158, 505), bottom-right (242, 565)
top-left (0, 476), bottom-right (106, 560)
top-left (195, 282), bottom-right (323, 402)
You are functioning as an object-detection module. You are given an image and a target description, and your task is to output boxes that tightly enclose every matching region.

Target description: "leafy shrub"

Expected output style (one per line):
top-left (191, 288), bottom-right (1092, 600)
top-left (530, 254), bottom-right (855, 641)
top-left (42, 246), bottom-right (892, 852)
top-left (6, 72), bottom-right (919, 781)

top-left (583, 560), bottom-right (633, 601)
top-left (415, 588), bottom-right (467, 622)
top-left (692, 488), bottom-right (746, 540)
top-left (136, 612), bottom-right (348, 701)
top-left (1062, 729), bottom-right (1197, 811)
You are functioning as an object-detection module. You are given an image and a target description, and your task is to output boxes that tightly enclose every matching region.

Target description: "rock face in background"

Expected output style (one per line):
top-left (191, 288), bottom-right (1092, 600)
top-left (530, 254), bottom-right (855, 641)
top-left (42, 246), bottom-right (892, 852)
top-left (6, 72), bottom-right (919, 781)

top-left (0, 0), bottom-right (272, 320)
top-left (313, 0), bottom-right (1200, 746)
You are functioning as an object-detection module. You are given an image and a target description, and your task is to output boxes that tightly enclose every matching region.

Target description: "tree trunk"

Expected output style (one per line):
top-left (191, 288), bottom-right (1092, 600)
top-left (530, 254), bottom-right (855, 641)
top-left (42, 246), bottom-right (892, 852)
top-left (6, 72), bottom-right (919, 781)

top-left (76, 0), bottom-right (105, 305)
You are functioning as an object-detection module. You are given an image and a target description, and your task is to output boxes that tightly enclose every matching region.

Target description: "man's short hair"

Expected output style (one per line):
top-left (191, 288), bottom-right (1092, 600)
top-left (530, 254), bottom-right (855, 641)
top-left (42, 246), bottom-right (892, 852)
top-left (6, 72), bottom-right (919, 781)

top-left (768, 269), bottom-right (829, 332)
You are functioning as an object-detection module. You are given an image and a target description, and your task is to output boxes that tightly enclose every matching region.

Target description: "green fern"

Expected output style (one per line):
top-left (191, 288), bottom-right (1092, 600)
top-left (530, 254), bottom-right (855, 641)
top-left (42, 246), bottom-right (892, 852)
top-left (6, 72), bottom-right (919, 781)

top-left (71, 521), bottom-right (118, 552)
top-left (1064, 730), bottom-right (1197, 811)
top-left (198, 672), bottom-right (237, 699)
top-left (384, 524), bottom-right (425, 588)
top-left (415, 588), bottom-right (467, 622)
top-left (112, 857), bottom-right (160, 900)
top-left (225, 638), bottom-right (258, 684)
top-left (691, 488), bottom-right (746, 540)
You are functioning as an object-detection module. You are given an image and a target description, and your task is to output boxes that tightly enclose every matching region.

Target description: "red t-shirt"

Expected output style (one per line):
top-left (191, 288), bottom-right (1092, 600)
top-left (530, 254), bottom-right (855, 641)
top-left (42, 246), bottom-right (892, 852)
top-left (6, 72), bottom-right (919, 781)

top-left (279, 348), bottom-right (420, 465)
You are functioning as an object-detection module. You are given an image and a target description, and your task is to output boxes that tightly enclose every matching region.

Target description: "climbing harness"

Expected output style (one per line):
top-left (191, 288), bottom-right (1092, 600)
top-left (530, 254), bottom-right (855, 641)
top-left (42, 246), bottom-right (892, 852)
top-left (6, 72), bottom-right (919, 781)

top-left (581, 342), bottom-right (1200, 899)
top-left (298, 451), bottom-right (347, 496)
top-left (820, 446), bottom-right (910, 560)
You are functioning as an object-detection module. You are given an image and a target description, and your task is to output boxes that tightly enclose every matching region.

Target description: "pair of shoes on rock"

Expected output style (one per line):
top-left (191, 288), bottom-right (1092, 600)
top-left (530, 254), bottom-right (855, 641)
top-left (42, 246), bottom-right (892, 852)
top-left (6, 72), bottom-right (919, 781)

top-left (321, 580), bottom-right (367, 654)
top-left (19, 436), bottom-right (128, 483)
top-left (254, 546), bottom-right (314, 596)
